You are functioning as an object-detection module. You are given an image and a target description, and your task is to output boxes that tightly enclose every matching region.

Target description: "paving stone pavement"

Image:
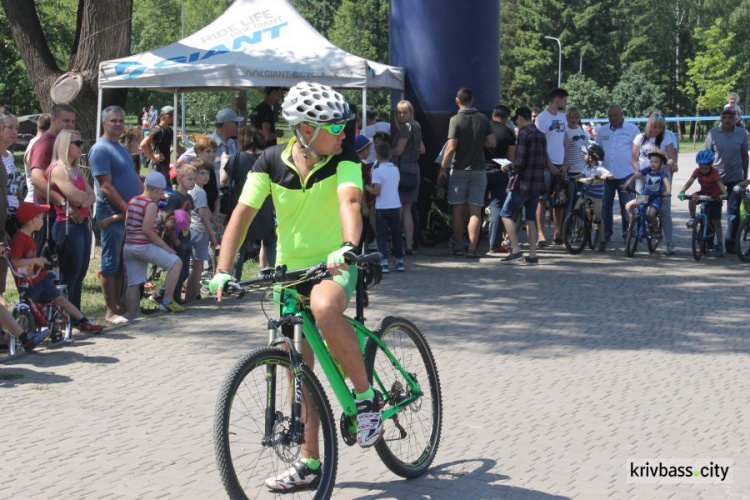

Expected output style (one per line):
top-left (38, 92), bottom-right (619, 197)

top-left (2, 152), bottom-right (749, 499)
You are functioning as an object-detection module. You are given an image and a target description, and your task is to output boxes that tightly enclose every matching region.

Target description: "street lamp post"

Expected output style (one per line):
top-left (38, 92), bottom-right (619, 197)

top-left (181, 0), bottom-right (186, 134)
top-left (544, 35), bottom-right (562, 88)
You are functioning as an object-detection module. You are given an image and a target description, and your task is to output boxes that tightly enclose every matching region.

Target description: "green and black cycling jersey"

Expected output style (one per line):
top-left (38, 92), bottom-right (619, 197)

top-left (238, 137), bottom-right (363, 270)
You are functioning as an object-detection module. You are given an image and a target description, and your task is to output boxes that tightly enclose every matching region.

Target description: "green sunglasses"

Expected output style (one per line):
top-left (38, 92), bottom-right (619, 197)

top-left (309, 122), bottom-right (346, 135)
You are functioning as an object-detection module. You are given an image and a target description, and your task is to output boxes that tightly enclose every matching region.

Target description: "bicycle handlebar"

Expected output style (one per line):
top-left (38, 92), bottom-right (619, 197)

top-left (679, 194), bottom-right (724, 201)
top-left (625, 187), bottom-right (671, 199)
top-left (1, 253), bottom-right (43, 280)
top-left (226, 252), bottom-right (383, 293)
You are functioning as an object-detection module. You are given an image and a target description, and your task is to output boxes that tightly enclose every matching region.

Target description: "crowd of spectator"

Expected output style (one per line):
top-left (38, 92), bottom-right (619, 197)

top-left (1, 86), bottom-right (748, 353)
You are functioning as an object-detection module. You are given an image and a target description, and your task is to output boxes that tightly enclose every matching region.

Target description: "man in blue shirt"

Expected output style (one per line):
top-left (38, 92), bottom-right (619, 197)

top-left (89, 105), bottom-right (142, 325)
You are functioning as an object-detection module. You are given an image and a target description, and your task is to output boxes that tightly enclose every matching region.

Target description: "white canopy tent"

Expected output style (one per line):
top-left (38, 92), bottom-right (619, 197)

top-left (98, 0), bottom-right (404, 145)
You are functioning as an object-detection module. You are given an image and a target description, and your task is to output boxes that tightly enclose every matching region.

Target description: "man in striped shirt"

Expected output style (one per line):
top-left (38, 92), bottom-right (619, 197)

top-left (122, 172), bottom-right (184, 318)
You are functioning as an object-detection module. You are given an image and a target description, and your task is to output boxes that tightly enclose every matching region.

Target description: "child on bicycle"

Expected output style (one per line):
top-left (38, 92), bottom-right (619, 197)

top-left (624, 149), bottom-right (671, 236)
top-left (365, 142), bottom-right (404, 272)
top-left (10, 203), bottom-right (103, 334)
top-left (677, 149), bottom-right (728, 252)
top-left (576, 142), bottom-right (613, 251)
top-left (123, 173), bottom-right (184, 318)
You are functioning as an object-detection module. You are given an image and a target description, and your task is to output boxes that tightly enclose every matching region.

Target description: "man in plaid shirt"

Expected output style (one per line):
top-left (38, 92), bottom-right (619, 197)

top-left (499, 106), bottom-right (548, 264)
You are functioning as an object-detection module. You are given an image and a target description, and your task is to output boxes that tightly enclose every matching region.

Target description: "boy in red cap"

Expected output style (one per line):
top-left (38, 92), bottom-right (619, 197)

top-left (10, 202), bottom-right (103, 333)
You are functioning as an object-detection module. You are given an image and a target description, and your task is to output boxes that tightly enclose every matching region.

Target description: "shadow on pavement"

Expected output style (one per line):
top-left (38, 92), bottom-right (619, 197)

top-left (0, 366), bottom-right (72, 388)
top-left (338, 457), bottom-right (569, 499)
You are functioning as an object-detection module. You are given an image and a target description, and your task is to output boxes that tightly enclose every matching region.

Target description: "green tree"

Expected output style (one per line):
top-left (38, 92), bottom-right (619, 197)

top-left (328, 0), bottom-right (390, 117)
top-left (564, 73), bottom-right (610, 118)
top-left (611, 67), bottom-right (664, 117)
top-left (682, 18), bottom-right (743, 113)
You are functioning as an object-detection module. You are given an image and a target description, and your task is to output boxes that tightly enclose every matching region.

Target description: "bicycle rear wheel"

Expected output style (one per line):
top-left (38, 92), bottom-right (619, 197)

top-left (214, 347), bottom-right (337, 500)
top-left (562, 211), bottom-right (587, 254)
top-left (625, 216), bottom-right (640, 257)
top-left (364, 316), bottom-right (442, 478)
top-left (419, 213), bottom-right (450, 247)
top-left (692, 219), bottom-right (705, 261)
top-left (736, 218), bottom-right (750, 262)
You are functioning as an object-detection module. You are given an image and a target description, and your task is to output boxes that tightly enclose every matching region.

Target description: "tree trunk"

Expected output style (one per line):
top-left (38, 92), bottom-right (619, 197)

top-left (1, 0), bottom-right (133, 142)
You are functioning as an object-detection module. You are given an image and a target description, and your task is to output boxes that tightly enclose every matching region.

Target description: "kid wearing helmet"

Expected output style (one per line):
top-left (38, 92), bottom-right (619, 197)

top-left (574, 142), bottom-right (614, 250)
top-left (677, 149), bottom-right (728, 253)
top-left (624, 149), bottom-right (672, 235)
top-left (209, 82), bottom-right (382, 492)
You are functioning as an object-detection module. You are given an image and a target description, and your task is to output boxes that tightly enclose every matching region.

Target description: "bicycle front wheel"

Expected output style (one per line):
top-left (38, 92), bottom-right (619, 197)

top-left (214, 347), bottom-right (338, 500)
top-left (736, 218), bottom-right (750, 262)
top-left (692, 218), bottom-right (705, 261)
top-left (563, 211), bottom-right (587, 254)
top-left (625, 216), bottom-right (640, 257)
top-left (364, 316), bottom-right (442, 478)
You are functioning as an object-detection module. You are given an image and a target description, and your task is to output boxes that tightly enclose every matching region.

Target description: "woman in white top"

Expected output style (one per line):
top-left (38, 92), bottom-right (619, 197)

top-left (631, 111), bottom-right (677, 254)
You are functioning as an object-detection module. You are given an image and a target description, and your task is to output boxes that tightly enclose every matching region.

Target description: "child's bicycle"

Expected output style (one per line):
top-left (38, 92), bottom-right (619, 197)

top-left (3, 256), bottom-right (71, 356)
top-left (735, 188), bottom-right (750, 262)
top-left (678, 193), bottom-right (725, 261)
top-left (213, 252), bottom-right (442, 499)
top-left (419, 178), bottom-right (452, 247)
top-left (562, 176), bottom-right (603, 254)
top-left (624, 188), bottom-right (669, 257)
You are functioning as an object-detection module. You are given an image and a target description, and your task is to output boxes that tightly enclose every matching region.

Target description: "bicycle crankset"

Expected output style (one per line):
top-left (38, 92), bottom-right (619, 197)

top-left (340, 412), bottom-right (356, 446)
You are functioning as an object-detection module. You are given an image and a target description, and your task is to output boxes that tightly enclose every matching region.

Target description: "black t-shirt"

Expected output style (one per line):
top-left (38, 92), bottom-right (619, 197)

top-left (485, 120), bottom-right (516, 166)
top-left (205, 168), bottom-right (220, 213)
top-left (223, 151), bottom-right (261, 218)
top-left (148, 125), bottom-right (173, 168)
top-left (250, 102), bottom-right (276, 147)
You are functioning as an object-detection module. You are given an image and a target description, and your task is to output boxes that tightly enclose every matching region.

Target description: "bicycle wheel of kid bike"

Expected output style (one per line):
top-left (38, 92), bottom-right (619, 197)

top-left (692, 219), bottom-right (705, 261)
top-left (214, 347), bottom-right (338, 500)
top-left (625, 216), bottom-right (640, 257)
top-left (10, 307), bottom-right (36, 355)
top-left (562, 211), bottom-right (587, 254)
top-left (736, 218), bottom-right (750, 262)
top-left (647, 216), bottom-right (662, 254)
top-left (587, 222), bottom-right (600, 250)
top-left (419, 214), bottom-right (451, 247)
top-left (50, 305), bottom-right (72, 342)
top-left (364, 316), bottom-right (442, 478)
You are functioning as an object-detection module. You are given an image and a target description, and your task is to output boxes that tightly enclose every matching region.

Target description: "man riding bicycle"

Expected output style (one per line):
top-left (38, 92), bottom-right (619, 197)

top-left (209, 82), bottom-right (383, 492)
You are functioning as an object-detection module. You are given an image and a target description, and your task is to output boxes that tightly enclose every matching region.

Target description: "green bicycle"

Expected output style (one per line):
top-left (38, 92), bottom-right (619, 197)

top-left (213, 253), bottom-right (443, 499)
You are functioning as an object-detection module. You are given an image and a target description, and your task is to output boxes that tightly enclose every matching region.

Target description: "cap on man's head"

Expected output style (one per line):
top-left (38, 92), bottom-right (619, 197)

top-left (355, 135), bottom-right (373, 153)
top-left (216, 108), bottom-right (244, 124)
top-left (16, 202), bottom-right (50, 224)
top-left (721, 107), bottom-right (737, 116)
top-left (145, 172), bottom-right (167, 189)
top-left (160, 105), bottom-right (174, 116)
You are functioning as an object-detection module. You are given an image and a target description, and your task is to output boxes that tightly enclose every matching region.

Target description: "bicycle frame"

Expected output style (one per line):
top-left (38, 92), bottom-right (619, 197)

top-left (268, 285), bottom-right (424, 439)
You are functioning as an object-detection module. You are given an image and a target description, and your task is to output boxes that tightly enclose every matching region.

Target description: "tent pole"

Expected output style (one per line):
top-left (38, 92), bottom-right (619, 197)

top-left (96, 89), bottom-right (103, 140)
top-left (362, 87), bottom-right (367, 134)
top-left (174, 91), bottom-right (179, 165)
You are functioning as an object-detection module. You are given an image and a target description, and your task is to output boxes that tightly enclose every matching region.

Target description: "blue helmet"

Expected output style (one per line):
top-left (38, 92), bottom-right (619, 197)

top-left (696, 149), bottom-right (715, 165)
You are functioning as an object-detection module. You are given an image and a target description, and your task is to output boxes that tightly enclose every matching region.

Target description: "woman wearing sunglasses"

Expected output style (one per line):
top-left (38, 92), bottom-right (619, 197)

top-left (48, 129), bottom-right (96, 310)
top-left (631, 111), bottom-right (677, 254)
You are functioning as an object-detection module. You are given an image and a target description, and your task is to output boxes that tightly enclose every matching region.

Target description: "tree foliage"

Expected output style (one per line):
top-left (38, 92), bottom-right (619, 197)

top-left (681, 18), bottom-right (743, 113)
top-left (564, 73), bottom-right (609, 118)
top-left (611, 68), bottom-right (665, 117)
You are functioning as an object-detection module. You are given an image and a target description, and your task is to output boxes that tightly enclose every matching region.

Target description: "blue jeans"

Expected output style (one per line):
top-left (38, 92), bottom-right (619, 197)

top-left (486, 169), bottom-right (509, 248)
top-left (376, 208), bottom-right (404, 260)
top-left (603, 175), bottom-right (633, 240)
top-left (158, 239), bottom-right (191, 302)
top-left (52, 218), bottom-right (91, 310)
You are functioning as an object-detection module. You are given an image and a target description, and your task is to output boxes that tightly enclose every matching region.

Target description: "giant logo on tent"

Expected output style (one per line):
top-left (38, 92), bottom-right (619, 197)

top-left (113, 22), bottom-right (287, 80)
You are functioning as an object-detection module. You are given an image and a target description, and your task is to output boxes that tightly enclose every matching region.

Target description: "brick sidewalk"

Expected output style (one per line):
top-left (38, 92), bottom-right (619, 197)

top-left (2, 152), bottom-right (749, 499)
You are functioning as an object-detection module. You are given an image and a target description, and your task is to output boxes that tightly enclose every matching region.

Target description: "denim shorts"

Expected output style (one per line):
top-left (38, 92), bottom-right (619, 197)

top-left (99, 218), bottom-right (126, 276)
top-left (27, 274), bottom-right (62, 303)
top-left (447, 169), bottom-right (487, 207)
top-left (500, 191), bottom-right (539, 222)
top-left (191, 231), bottom-right (211, 261)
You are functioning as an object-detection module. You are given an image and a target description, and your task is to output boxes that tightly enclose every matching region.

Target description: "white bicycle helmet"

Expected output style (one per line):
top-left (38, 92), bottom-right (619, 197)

top-left (282, 81), bottom-right (354, 127)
